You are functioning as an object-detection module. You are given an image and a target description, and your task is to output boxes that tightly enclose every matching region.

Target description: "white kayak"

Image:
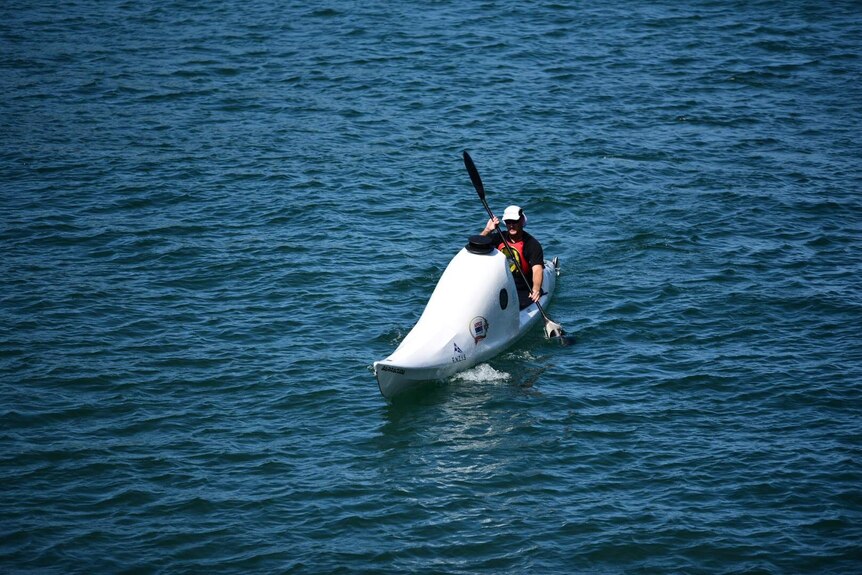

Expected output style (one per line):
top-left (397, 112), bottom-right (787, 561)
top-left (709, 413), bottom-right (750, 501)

top-left (374, 235), bottom-right (560, 400)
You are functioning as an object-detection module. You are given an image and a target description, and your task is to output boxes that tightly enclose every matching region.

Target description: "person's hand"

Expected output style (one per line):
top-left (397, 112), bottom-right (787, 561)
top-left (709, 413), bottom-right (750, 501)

top-left (483, 217), bottom-right (499, 234)
top-left (530, 288), bottom-right (541, 302)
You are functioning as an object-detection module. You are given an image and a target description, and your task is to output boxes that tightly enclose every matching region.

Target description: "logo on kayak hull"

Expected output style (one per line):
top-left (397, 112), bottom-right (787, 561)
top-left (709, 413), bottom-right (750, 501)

top-left (380, 365), bottom-right (405, 375)
top-left (452, 342), bottom-right (466, 363)
top-left (470, 316), bottom-right (489, 343)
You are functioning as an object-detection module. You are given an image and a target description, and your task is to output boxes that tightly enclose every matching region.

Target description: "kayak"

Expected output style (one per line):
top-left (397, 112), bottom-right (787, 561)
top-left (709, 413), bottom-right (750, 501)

top-left (373, 235), bottom-right (559, 400)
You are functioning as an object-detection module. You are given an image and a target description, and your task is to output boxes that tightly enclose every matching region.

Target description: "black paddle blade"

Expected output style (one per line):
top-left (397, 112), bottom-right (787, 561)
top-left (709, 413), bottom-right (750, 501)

top-left (462, 150), bottom-right (485, 200)
top-left (547, 333), bottom-right (577, 346)
top-left (558, 335), bottom-right (577, 346)
top-left (545, 321), bottom-right (576, 346)
top-left (543, 319), bottom-right (565, 340)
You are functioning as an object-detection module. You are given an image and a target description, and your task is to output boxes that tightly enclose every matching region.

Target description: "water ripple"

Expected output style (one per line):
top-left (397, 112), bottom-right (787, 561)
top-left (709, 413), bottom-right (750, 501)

top-left (3, 1), bottom-right (862, 573)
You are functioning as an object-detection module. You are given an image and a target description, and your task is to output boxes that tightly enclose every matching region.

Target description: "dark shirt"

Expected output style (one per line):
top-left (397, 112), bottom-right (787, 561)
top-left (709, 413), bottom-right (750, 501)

top-left (491, 230), bottom-right (544, 308)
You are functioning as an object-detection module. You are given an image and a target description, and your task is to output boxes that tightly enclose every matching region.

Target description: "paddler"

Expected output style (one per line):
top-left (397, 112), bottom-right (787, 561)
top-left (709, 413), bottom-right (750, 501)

top-left (480, 205), bottom-right (545, 310)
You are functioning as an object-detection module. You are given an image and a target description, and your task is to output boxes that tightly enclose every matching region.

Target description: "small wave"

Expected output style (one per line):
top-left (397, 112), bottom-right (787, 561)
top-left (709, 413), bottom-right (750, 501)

top-left (502, 349), bottom-right (536, 361)
top-left (452, 364), bottom-right (511, 383)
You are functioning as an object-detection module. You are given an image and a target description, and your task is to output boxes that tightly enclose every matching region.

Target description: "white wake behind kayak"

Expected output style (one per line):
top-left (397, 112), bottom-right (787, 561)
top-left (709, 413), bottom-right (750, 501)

top-left (374, 235), bottom-right (559, 400)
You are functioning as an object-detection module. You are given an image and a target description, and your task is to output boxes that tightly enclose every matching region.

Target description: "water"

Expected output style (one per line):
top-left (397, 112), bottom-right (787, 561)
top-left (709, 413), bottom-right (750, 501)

top-left (2, 1), bottom-right (861, 573)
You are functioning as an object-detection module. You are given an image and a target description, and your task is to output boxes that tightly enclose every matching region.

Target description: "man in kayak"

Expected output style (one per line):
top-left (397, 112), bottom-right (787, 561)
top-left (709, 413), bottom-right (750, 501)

top-left (480, 205), bottom-right (545, 310)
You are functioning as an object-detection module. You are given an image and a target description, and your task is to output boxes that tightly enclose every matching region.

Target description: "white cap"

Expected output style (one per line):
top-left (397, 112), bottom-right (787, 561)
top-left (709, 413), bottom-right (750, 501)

top-left (502, 205), bottom-right (527, 226)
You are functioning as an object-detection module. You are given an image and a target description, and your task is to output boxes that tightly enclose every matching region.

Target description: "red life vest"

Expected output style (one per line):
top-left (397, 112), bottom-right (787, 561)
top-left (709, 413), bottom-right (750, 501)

top-left (497, 238), bottom-right (530, 278)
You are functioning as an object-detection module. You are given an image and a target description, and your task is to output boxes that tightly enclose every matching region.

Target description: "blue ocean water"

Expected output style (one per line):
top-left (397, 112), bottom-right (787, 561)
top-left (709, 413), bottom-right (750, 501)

top-left (2, 1), bottom-right (861, 573)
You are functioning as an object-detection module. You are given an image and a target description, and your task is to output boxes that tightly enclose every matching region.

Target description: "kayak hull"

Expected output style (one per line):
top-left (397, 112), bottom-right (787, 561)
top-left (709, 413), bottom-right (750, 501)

top-left (374, 243), bottom-right (558, 400)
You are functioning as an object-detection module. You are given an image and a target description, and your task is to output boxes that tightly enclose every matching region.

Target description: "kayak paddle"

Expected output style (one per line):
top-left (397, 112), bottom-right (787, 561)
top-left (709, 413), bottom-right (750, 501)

top-left (462, 150), bottom-right (570, 343)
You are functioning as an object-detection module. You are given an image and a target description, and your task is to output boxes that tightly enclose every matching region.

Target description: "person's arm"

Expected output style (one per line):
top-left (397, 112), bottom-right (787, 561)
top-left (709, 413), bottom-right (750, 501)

top-left (530, 264), bottom-right (544, 302)
top-left (525, 236), bottom-right (545, 302)
top-left (480, 217), bottom-right (499, 236)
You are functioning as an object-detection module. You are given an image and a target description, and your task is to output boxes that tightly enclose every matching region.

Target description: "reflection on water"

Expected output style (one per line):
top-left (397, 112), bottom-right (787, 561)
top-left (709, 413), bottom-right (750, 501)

top-left (374, 366), bottom-right (550, 486)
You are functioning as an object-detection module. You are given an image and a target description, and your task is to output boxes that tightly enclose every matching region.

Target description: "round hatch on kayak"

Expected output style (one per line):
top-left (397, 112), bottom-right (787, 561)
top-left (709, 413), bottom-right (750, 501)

top-left (465, 235), bottom-right (494, 254)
